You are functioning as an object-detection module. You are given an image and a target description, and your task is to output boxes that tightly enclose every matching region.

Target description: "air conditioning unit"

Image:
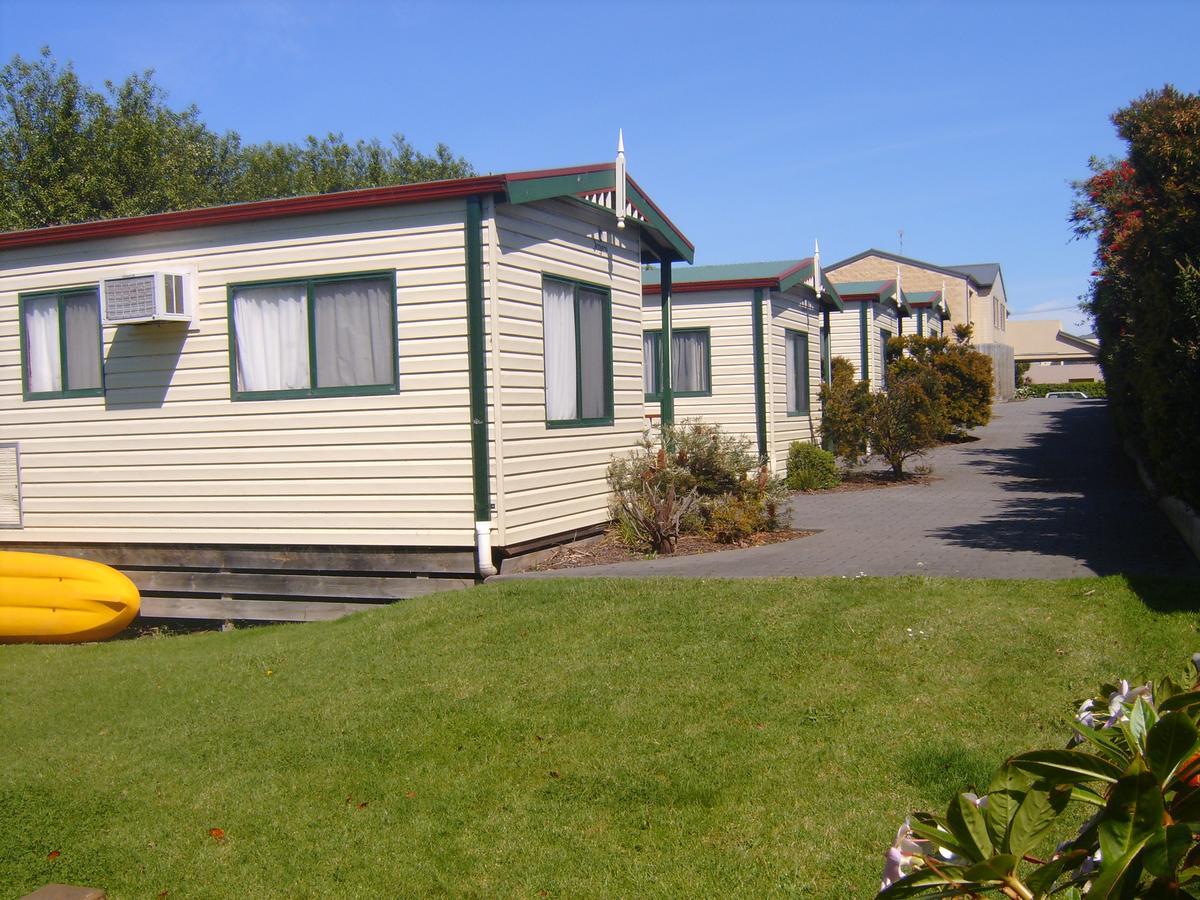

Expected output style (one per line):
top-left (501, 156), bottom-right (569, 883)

top-left (101, 272), bottom-right (193, 325)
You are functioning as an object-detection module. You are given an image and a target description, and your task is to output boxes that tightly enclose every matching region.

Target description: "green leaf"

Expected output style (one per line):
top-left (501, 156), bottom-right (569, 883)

top-left (1070, 784), bottom-right (1108, 807)
top-left (985, 763), bottom-right (1031, 847)
top-left (1072, 721), bottom-right (1130, 760)
top-left (1129, 696), bottom-right (1159, 752)
top-left (1025, 849), bottom-right (1087, 896)
top-left (1159, 691), bottom-right (1200, 714)
top-left (1156, 675), bottom-right (1185, 705)
top-left (961, 853), bottom-right (1018, 883)
top-left (1007, 784), bottom-right (1071, 858)
top-left (1147, 711), bottom-right (1200, 784)
top-left (946, 793), bottom-right (993, 861)
top-left (1172, 784), bottom-right (1200, 823)
top-left (907, 818), bottom-right (974, 861)
top-left (875, 864), bottom-right (968, 897)
top-left (1009, 749), bottom-right (1125, 785)
top-left (1144, 822), bottom-right (1194, 878)
top-left (1089, 758), bottom-right (1166, 898)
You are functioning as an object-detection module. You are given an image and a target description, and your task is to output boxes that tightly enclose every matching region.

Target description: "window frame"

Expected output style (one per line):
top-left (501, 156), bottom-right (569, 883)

top-left (643, 326), bottom-right (712, 401)
top-left (785, 329), bottom-right (810, 416)
top-left (18, 286), bottom-right (105, 401)
top-left (542, 275), bottom-right (614, 429)
top-left (227, 269), bottom-right (399, 402)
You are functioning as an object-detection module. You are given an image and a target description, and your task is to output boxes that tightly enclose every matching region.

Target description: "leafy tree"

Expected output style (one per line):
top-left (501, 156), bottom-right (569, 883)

top-left (952, 322), bottom-right (974, 345)
top-left (890, 334), bottom-right (994, 436)
top-left (819, 356), bottom-right (870, 464)
top-left (864, 369), bottom-right (946, 479)
top-left (1071, 85), bottom-right (1200, 508)
top-left (0, 48), bottom-right (473, 231)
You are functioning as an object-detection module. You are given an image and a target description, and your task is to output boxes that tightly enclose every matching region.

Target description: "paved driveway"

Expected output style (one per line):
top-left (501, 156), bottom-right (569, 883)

top-left (512, 400), bottom-right (1200, 580)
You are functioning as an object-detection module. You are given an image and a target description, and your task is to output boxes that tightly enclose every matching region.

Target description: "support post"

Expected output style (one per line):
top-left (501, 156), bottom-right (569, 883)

top-left (660, 258), bottom-right (674, 429)
top-left (465, 196), bottom-right (496, 577)
top-left (752, 287), bottom-right (768, 463)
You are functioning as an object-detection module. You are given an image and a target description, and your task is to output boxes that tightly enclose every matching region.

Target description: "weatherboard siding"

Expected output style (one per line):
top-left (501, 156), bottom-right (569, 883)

top-left (829, 300), bottom-right (866, 380)
top-left (0, 201), bottom-right (477, 547)
top-left (491, 198), bottom-right (645, 545)
top-left (642, 288), bottom-right (757, 442)
top-left (767, 289), bottom-right (822, 471)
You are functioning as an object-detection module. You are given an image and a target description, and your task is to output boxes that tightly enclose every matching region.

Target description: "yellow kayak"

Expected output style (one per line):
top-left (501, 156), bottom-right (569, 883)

top-left (0, 551), bottom-right (141, 643)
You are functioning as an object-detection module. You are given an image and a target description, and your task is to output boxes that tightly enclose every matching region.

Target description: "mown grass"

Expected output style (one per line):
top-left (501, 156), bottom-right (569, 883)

top-left (1, 576), bottom-right (1196, 898)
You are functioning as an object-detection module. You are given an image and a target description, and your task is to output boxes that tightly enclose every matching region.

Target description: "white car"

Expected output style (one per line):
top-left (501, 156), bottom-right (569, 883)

top-left (1045, 390), bottom-right (1089, 399)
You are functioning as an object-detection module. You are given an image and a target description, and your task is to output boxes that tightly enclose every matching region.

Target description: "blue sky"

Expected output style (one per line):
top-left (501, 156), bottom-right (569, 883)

top-left (2, 0), bottom-right (1197, 331)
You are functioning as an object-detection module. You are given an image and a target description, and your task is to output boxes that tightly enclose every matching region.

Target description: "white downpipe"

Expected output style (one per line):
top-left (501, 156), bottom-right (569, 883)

top-left (475, 521), bottom-right (497, 578)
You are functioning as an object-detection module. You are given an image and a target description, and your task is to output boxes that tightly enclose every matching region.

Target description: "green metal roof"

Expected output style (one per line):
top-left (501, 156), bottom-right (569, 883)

top-left (832, 280), bottom-right (893, 296)
top-left (641, 259), bottom-right (806, 286)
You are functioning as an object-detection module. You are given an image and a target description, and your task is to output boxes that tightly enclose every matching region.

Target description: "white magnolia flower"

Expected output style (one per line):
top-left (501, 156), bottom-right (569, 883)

top-left (880, 820), bottom-right (928, 890)
top-left (1076, 698), bottom-right (1097, 728)
top-left (1076, 680), bottom-right (1153, 730)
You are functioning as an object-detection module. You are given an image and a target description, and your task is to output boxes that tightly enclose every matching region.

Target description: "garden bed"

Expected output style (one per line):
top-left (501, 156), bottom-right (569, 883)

top-left (794, 469), bottom-right (935, 494)
top-left (531, 528), bottom-right (815, 571)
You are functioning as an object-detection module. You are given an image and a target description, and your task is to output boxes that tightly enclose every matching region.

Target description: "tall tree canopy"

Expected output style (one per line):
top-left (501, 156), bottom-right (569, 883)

top-left (0, 48), bottom-right (474, 231)
top-left (1071, 85), bottom-right (1200, 508)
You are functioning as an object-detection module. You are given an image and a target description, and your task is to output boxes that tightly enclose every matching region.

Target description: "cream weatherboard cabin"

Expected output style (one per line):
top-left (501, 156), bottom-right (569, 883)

top-left (0, 158), bottom-right (694, 619)
top-left (822, 277), bottom-right (912, 388)
top-left (641, 259), bottom-right (844, 472)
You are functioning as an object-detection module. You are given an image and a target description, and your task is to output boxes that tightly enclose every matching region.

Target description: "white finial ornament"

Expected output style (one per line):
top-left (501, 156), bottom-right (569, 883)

top-left (896, 264), bottom-right (902, 306)
top-left (813, 239), bottom-right (823, 299)
top-left (615, 129), bottom-right (627, 230)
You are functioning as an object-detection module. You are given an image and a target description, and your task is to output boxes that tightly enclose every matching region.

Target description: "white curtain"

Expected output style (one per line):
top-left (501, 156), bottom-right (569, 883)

top-left (314, 277), bottom-right (393, 388)
top-left (672, 331), bottom-right (708, 393)
top-left (24, 297), bottom-right (61, 393)
top-left (233, 283), bottom-right (310, 392)
top-left (63, 293), bottom-right (101, 391)
top-left (786, 333), bottom-right (799, 412)
top-left (578, 289), bottom-right (606, 419)
top-left (543, 280), bottom-right (577, 420)
top-left (643, 332), bottom-right (660, 396)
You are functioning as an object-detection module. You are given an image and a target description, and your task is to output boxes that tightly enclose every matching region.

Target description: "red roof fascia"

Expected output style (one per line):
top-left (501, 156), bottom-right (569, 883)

top-left (0, 175), bottom-right (510, 250)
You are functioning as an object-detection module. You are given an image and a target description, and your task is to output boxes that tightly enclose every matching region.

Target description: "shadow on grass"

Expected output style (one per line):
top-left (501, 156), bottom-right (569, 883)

top-left (898, 742), bottom-right (997, 804)
top-left (931, 401), bottom-right (1200, 584)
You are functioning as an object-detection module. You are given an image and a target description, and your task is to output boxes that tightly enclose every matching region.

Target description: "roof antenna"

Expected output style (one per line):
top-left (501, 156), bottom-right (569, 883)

top-left (898, 228), bottom-right (904, 254)
top-left (813, 239), bottom-right (823, 299)
top-left (615, 129), bottom-right (627, 230)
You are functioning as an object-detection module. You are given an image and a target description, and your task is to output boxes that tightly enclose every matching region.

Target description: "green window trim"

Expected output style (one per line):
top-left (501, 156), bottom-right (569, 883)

top-left (858, 302), bottom-right (870, 385)
top-left (643, 327), bottom-right (712, 401)
top-left (227, 270), bottom-right (399, 402)
top-left (879, 327), bottom-right (893, 389)
top-left (18, 286), bottom-right (105, 401)
top-left (542, 274), bottom-right (614, 429)
top-left (785, 329), bottom-right (810, 417)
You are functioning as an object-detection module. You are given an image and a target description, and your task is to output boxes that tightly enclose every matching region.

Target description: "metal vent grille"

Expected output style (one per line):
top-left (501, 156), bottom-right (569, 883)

top-left (0, 443), bottom-right (21, 529)
top-left (104, 274), bottom-right (157, 321)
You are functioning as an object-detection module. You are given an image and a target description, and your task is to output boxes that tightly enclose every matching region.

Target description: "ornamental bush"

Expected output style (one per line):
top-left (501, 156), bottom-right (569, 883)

top-left (889, 335), bottom-right (994, 436)
top-left (786, 441), bottom-right (840, 491)
top-left (878, 656), bottom-right (1200, 899)
top-left (819, 356), bottom-right (871, 465)
top-left (864, 369), bottom-right (947, 479)
top-left (608, 420), bottom-right (787, 553)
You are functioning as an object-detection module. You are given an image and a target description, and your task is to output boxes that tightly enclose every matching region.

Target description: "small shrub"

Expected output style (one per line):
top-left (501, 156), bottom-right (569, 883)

top-left (706, 495), bottom-right (765, 544)
top-left (608, 421), bottom-right (786, 553)
top-left (786, 441), bottom-right (840, 491)
top-left (865, 371), bottom-right (947, 478)
top-left (889, 335), bottom-right (994, 435)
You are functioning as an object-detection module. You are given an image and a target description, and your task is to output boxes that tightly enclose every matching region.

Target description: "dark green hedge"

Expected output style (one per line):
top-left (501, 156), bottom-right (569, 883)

top-left (1016, 381), bottom-right (1107, 399)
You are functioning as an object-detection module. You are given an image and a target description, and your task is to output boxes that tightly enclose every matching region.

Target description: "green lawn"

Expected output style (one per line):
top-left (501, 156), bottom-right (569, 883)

top-left (1, 576), bottom-right (1196, 898)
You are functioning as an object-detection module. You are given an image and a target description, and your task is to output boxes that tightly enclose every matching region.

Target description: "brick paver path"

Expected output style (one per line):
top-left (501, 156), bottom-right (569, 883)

top-left (511, 400), bottom-right (1200, 580)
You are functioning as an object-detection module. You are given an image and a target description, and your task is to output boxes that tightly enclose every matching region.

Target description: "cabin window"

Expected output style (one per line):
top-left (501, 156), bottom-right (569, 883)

top-left (643, 328), bottom-right (711, 400)
top-left (229, 272), bottom-right (397, 400)
top-left (785, 330), bottom-right (809, 416)
top-left (19, 288), bottom-right (103, 400)
top-left (879, 328), bottom-right (892, 387)
top-left (542, 276), bottom-right (612, 426)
